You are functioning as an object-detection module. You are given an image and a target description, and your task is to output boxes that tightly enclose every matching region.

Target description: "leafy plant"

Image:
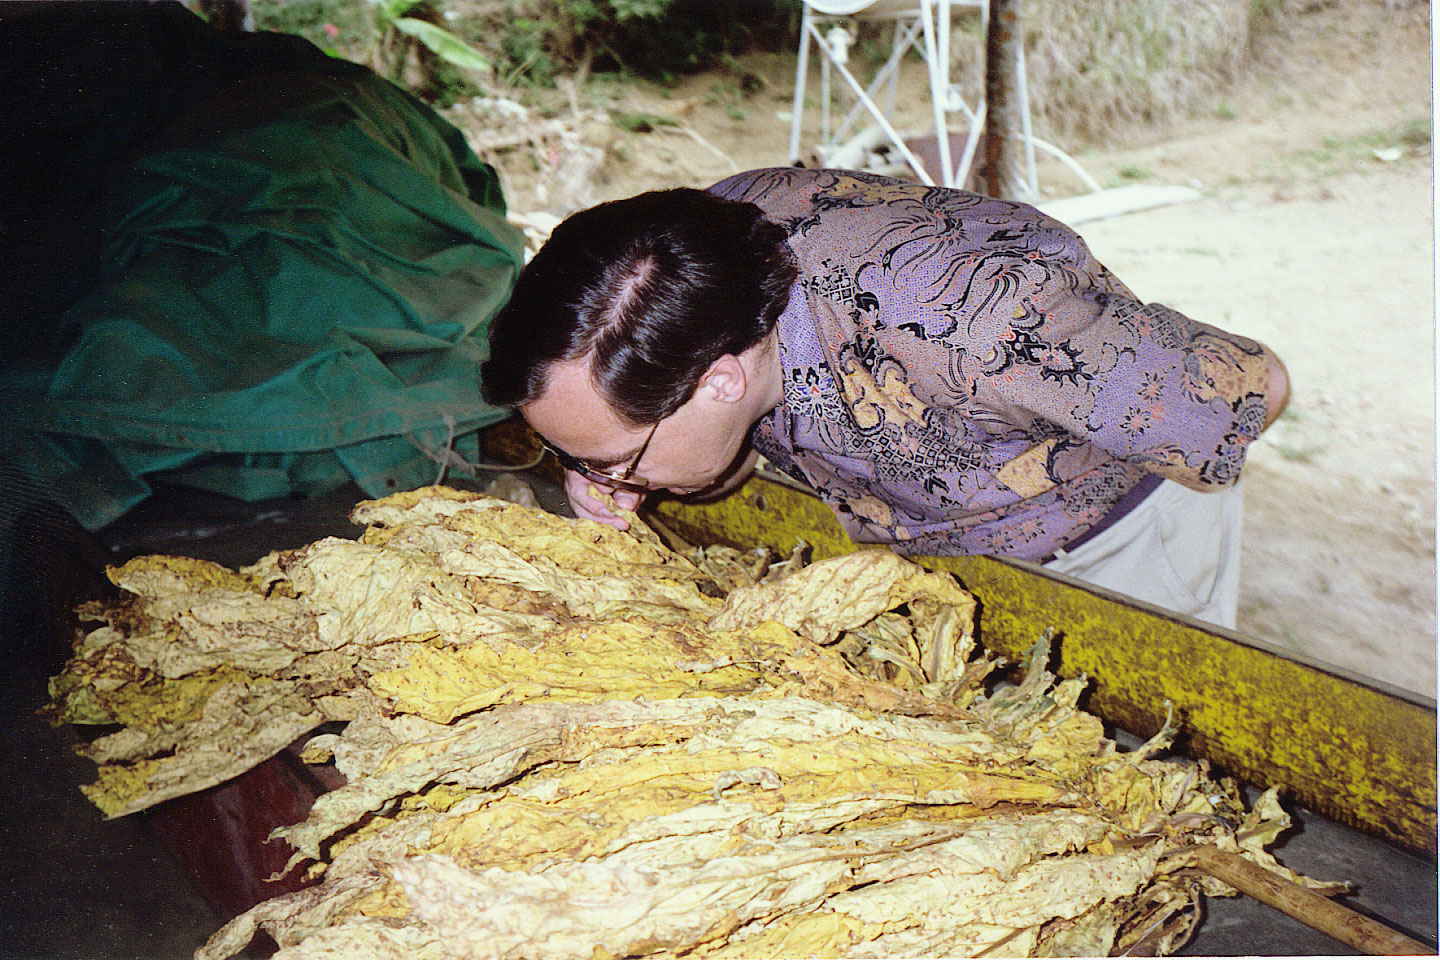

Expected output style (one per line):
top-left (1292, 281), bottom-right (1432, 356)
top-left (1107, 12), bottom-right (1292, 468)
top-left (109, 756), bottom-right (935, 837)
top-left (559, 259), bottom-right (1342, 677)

top-left (611, 0), bottom-right (671, 19)
top-left (500, 17), bottom-right (561, 88)
top-left (609, 109), bottom-right (679, 132)
top-left (366, 0), bottom-right (492, 82)
top-left (251, 0), bottom-right (494, 103)
top-left (706, 80), bottom-right (747, 121)
top-left (1285, 117), bottom-right (1434, 178)
top-left (249, 0), bottom-right (370, 51)
top-left (388, 13), bottom-right (492, 73)
top-left (1395, 114), bottom-right (1432, 150)
top-left (540, 0), bottom-right (798, 84)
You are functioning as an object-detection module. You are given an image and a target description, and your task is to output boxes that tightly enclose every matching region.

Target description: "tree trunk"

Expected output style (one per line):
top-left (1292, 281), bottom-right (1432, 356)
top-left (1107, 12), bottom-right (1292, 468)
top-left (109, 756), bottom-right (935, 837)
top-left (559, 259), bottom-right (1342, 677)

top-left (981, 0), bottom-right (1021, 198)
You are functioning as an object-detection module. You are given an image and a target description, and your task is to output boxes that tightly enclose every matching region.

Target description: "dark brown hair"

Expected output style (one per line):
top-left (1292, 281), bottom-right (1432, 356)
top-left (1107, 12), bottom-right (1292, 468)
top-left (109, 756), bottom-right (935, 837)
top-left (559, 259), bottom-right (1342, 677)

top-left (481, 188), bottom-right (796, 425)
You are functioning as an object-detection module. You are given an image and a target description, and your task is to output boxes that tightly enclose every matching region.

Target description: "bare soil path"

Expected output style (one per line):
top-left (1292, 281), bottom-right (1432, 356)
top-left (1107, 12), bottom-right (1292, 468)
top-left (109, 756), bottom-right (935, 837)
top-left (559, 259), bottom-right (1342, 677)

top-left (1032, 3), bottom-right (1436, 697)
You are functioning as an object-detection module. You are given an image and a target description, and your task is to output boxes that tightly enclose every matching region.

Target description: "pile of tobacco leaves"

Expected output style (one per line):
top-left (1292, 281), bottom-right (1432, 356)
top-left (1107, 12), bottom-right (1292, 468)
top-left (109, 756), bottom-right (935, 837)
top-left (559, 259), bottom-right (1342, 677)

top-left (49, 486), bottom-right (1321, 959)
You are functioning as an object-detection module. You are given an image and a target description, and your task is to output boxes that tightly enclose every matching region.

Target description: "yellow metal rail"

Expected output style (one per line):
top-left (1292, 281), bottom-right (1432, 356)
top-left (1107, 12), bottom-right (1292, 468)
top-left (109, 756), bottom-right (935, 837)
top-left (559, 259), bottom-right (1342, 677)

top-left (483, 421), bottom-right (1438, 855)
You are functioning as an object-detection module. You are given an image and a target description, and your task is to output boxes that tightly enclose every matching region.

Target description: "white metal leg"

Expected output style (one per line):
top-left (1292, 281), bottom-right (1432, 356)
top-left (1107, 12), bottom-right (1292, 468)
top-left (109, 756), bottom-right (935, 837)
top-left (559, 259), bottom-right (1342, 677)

top-left (832, 17), bottom-right (923, 152)
top-left (885, 20), bottom-right (901, 118)
top-left (918, 1), bottom-right (953, 186)
top-left (1028, 135), bottom-right (1104, 193)
top-left (790, 1), bottom-right (1098, 197)
top-left (953, 100), bottom-right (985, 189)
top-left (787, 5), bottom-right (814, 164)
top-left (820, 27), bottom-right (832, 150)
top-left (825, 44), bottom-right (937, 184)
top-left (1016, 36), bottom-right (1038, 196)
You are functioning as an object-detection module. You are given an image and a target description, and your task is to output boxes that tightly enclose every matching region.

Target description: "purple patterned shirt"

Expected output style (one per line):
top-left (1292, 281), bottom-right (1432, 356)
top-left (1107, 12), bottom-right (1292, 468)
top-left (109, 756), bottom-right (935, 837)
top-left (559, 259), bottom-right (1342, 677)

top-left (709, 168), bottom-right (1271, 562)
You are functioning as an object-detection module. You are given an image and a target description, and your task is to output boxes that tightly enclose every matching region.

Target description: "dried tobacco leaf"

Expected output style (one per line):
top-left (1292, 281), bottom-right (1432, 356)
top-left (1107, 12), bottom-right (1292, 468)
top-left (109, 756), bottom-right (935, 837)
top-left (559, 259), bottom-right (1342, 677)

top-left (48, 486), bottom-right (1321, 958)
top-left (709, 548), bottom-right (975, 646)
top-left (80, 679), bottom-right (321, 819)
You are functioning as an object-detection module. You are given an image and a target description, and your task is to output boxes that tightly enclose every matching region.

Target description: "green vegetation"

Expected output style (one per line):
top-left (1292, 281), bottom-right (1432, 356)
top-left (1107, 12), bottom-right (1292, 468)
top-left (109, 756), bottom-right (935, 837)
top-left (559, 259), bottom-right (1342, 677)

top-left (498, 17), bottom-right (562, 88)
top-left (484, 0), bottom-right (801, 88)
top-left (248, 0), bottom-right (494, 105)
top-left (1394, 114), bottom-right (1433, 150)
top-left (706, 80), bottom-right (748, 122)
top-left (242, 0), bottom-right (1281, 147)
top-left (249, 0), bottom-right (800, 98)
top-left (1286, 116), bottom-right (1433, 177)
top-left (608, 109), bottom-right (679, 133)
top-left (246, 0), bottom-right (370, 51)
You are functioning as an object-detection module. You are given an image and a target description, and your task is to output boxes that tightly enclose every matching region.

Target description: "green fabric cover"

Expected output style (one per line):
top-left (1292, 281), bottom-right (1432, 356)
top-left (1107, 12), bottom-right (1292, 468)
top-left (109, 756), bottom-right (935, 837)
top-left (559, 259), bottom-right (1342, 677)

top-left (0, 2), bottom-right (523, 529)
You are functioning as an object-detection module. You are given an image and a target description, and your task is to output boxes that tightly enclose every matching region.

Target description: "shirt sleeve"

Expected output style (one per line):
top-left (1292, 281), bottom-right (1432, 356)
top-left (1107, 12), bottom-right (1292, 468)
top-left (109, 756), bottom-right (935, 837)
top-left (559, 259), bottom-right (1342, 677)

top-left (960, 239), bottom-right (1273, 490)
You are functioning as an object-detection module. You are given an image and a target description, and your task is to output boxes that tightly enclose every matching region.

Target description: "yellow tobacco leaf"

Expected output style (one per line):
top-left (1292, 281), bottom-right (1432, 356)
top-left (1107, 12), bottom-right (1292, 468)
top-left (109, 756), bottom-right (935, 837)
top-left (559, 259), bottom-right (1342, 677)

top-left (685, 544), bottom-right (776, 594)
top-left (108, 554), bottom-right (257, 597)
top-left (353, 487), bottom-right (702, 582)
top-left (426, 795), bottom-right (620, 871)
top-left (350, 483), bottom-right (488, 519)
top-left (47, 643), bottom-right (153, 726)
top-left (457, 750), bottom-right (1060, 867)
top-left (80, 757), bottom-right (165, 819)
top-left (811, 844), bottom-right (1161, 956)
top-left (320, 791), bottom-right (458, 887)
top-left (195, 873), bottom-right (397, 960)
top-left (371, 621), bottom-right (767, 723)
top-left (1024, 712), bottom-right (1107, 777)
top-left (440, 539), bottom-right (718, 621)
top-left (389, 849), bottom-right (854, 960)
top-left (337, 880), bottom-right (413, 921)
top-left (50, 660), bottom-right (262, 731)
top-left (275, 699), bottom-right (744, 865)
top-left (80, 681), bottom-right (321, 818)
top-left (691, 911), bottom-right (882, 959)
top-left (1220, 786), bottom-right (1344, 894)
top-left (766, 640), bottom-right (971, 719)
top-left (710, 550), bottom-right (974, 648)
top-left (95, 556), bottom-right (326, 679)
top-left (408, 701), bottom-right (1069, 879)
top-left (284, 537), bottom-right (559, 647)
top-left (443, 507), bottom-right (703, 580)
top-left (53, 486), bottom-right (1315, 959)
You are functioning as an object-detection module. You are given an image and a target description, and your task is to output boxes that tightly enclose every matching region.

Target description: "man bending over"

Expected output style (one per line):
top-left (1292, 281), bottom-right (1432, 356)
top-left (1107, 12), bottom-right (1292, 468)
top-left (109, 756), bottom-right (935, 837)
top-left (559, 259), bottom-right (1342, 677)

top-left (481, 168), bottom-right (1289, 627)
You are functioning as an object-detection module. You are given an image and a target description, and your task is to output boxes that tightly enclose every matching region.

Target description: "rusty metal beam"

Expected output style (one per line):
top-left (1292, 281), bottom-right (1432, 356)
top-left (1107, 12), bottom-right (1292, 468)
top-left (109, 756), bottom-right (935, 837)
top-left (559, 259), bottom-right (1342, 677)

top-left (939, 553), bottom-right (1436, 856)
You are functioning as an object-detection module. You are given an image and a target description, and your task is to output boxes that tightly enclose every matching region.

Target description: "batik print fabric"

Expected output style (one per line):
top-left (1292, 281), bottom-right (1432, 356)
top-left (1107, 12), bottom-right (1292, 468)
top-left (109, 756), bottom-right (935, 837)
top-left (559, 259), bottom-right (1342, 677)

top-left (708, 168), bottom-right (1272, 563)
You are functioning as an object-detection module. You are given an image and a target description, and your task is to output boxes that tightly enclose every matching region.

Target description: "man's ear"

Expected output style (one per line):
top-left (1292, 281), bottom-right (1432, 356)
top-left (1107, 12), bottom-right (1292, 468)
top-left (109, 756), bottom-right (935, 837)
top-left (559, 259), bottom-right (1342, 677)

top-left (699, 354), bottom-right (747, 404)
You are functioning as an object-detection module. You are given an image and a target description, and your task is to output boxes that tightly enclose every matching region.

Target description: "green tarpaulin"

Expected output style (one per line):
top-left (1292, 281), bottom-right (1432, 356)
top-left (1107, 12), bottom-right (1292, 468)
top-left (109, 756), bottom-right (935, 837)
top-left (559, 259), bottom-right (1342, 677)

top-left (0, 2), bottom-right (523, 529)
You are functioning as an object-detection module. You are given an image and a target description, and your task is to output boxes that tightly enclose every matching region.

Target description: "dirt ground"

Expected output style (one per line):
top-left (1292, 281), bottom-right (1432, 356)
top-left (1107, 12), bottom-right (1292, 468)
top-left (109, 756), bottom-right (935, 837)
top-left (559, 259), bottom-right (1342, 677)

top-left (464, 2), bottom-right (1436, 698)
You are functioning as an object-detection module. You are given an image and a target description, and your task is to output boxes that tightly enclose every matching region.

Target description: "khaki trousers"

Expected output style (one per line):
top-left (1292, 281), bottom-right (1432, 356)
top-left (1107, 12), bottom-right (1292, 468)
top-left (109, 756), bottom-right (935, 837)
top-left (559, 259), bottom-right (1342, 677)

top-left (1044, 479), bottom-right (1244, 629)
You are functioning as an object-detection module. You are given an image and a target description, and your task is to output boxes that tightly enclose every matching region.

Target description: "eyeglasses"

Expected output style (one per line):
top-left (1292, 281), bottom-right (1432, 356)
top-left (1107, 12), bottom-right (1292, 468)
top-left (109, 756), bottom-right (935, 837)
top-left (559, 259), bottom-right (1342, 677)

top-left (539, 420), bottom-right (660, 494)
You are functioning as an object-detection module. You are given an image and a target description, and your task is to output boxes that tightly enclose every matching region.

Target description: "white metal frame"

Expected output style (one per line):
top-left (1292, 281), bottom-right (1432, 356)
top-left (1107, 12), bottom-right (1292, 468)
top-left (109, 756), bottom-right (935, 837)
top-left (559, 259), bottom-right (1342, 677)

top-left (787, 0), bottom-right (1098, 198)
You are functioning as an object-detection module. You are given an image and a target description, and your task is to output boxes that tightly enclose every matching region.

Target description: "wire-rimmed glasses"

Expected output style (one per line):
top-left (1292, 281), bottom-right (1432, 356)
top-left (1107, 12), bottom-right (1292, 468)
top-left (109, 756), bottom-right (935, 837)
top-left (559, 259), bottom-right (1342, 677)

top-left (538, 421), bottom-right (660, 494)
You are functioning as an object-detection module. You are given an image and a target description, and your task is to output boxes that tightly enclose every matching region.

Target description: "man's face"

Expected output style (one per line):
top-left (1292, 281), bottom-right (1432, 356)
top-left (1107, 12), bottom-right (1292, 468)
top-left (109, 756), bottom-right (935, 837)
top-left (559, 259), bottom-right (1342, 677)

top-left (521, 358), bottom-right (753, 496)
